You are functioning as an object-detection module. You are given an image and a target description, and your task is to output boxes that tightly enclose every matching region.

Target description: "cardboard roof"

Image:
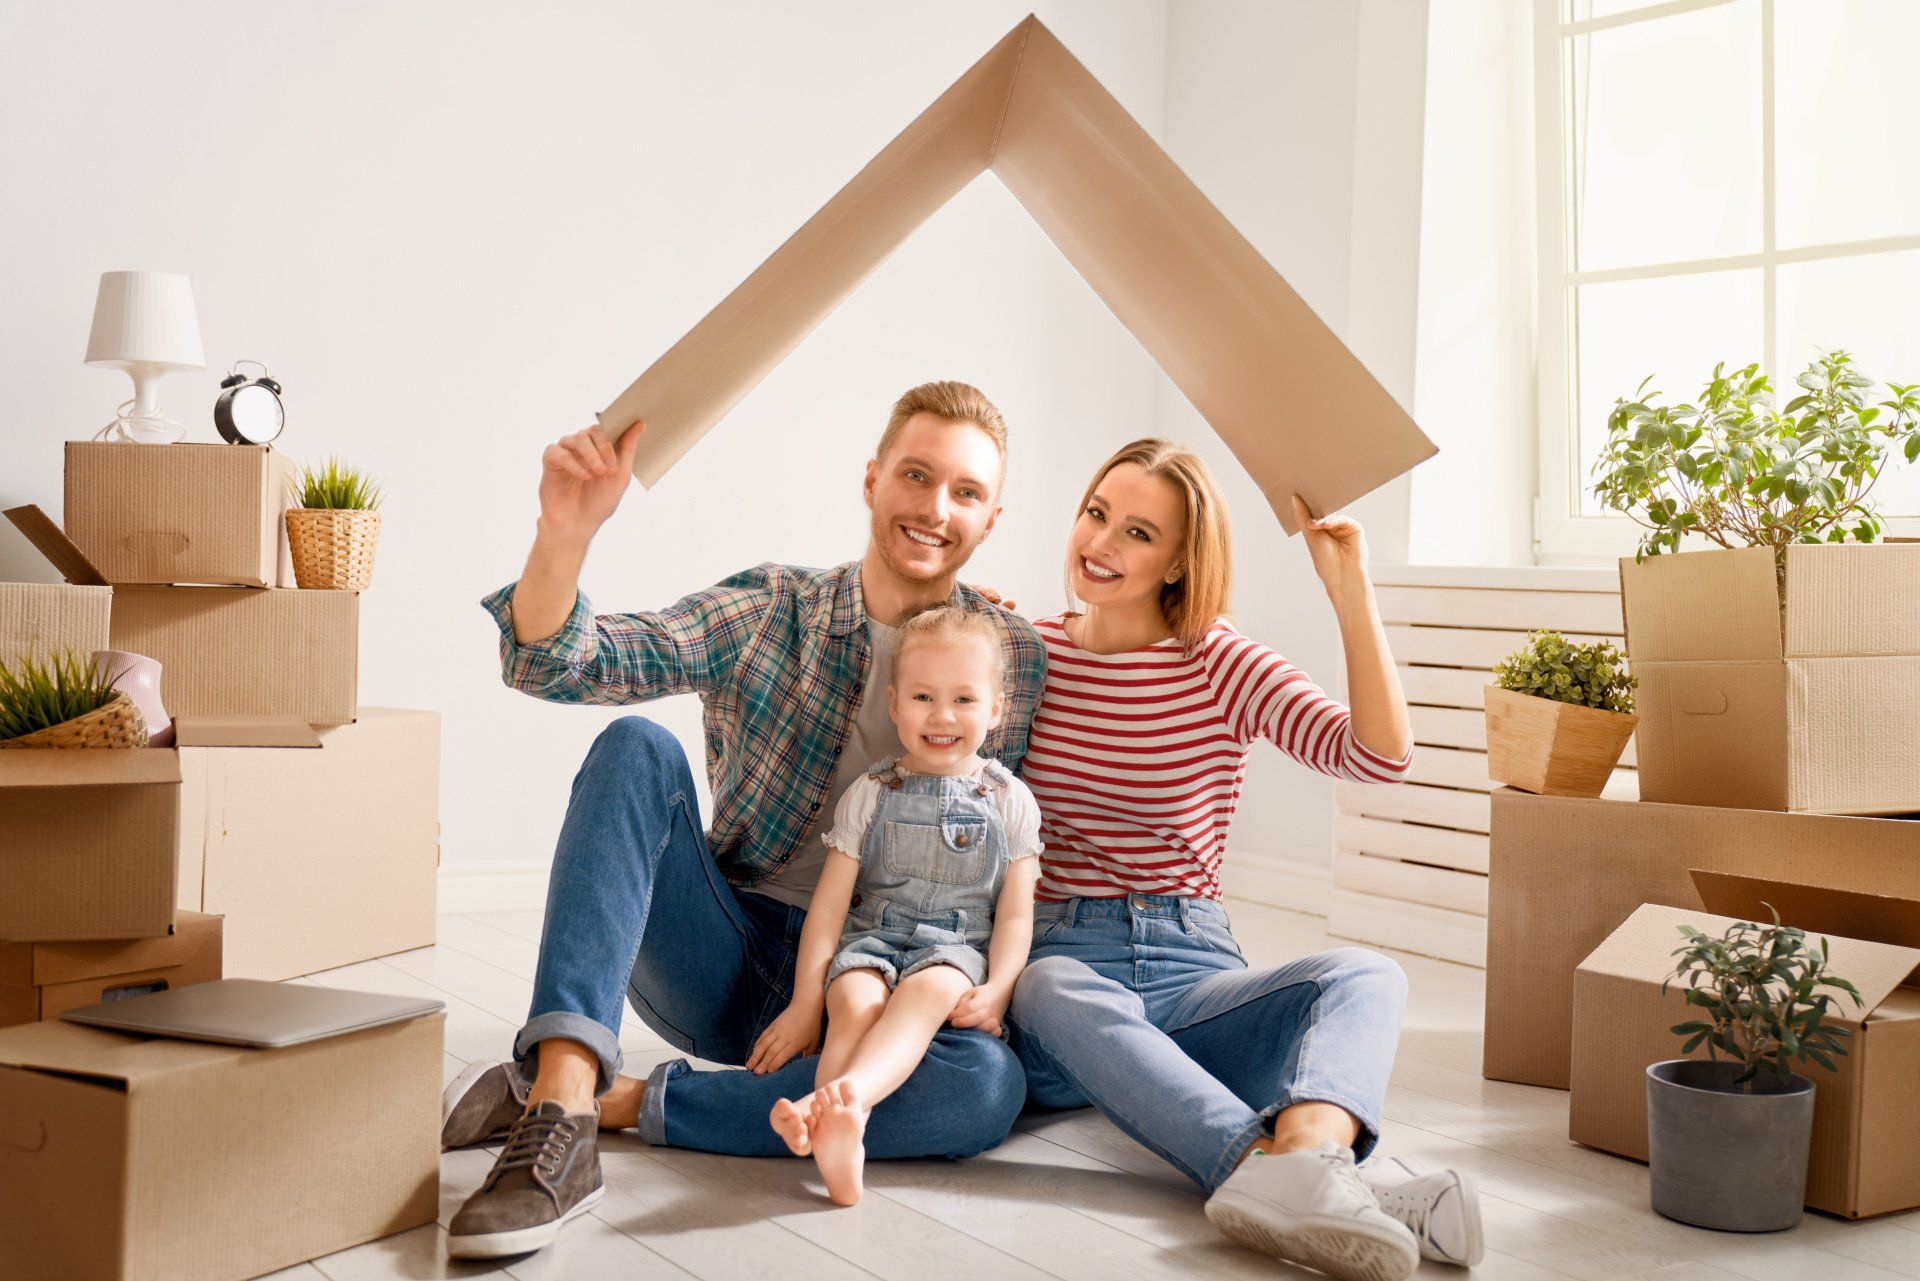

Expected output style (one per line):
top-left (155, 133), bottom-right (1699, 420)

top-left (598, 14), bottom-right (1436, 533)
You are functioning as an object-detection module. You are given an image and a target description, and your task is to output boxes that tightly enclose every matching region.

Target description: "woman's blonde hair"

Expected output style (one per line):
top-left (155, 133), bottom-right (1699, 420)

top-left (1067, 438), bottom-right (1232, 654)
top-left (893, 604), bottom-right (1006, 692)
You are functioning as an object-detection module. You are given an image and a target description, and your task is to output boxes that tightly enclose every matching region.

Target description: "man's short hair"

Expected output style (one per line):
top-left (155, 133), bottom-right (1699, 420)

top-left (875, 380), bottom-right (1009, 470)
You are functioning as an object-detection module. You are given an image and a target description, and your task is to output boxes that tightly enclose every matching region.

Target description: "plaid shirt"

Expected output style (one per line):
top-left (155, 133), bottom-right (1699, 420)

top-left (481, 561), bottom-right (1046, 887)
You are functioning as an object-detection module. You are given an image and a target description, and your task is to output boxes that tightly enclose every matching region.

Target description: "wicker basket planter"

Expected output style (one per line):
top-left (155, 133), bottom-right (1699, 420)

top-left (286, 508), bottom-right (382, 590)
top-left (0, 690), bottom-right (149, 749)
top-left (1484, 684), bottom-right (1636, 798)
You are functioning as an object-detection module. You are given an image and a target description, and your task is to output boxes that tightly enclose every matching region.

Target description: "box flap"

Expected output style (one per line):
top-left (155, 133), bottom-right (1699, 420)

top-left (1590, 900), bottom-right (1920, 1019)
top-left (1783, 544), bottom-right (1920, 658)
top-left (0, 1015), bottom-right (237, 1083)
top-left (1, 505), bottom-right (107, 587)
top-left (596, 15), bottom-right (1436, 533)
top-left (1691, 868), bottom-right (1920, 953)
top-left (173, 716), bottom-right (322, 748)
top-left (0, 747), bottom-right (181, 789)
top-left (1620, 547), bottom-right (1782, 662)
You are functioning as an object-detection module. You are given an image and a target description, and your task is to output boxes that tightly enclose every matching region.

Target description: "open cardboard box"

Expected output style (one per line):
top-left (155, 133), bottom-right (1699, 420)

top-left (3, 504), bottom-right (358, 726)
top-left (599, 14), bottom-right (1436, 531)
top-left (63, 440), bottom-right (293, 587)
top-left (1620, 544), bottom-right (1920, 815)
top-left (1483, 788), bottom-right (1920, 1090)
top-left (0, 1007), bottom-right (441, 1280)
top-left (1570, 870), bottom-right (1920, 1219)
top-left (178, 708), bottom-right (441, 979)
top-left (0, 504), bottom-right (111, 672)
top-left (0, 910), bottom-right (222, 1028)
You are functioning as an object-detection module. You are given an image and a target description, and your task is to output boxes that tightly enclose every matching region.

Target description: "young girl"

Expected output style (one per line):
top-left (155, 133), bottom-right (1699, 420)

top-left (747, 604), bottom-right (1043, 1206)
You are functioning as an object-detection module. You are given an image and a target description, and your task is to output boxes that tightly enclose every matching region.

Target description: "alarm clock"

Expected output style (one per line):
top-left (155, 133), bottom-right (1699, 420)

top-left (214, 360), bottom-right (285, 444)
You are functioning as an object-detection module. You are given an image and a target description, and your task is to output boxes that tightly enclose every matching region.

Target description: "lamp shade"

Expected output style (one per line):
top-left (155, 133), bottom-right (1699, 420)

top-left (84, 270), bottom-right (205, 371)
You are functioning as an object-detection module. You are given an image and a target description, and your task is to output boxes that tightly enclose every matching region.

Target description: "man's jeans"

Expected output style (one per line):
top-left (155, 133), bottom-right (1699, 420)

top-left (512, 716), bottom-right (1026, 1158)
top-left (1008, 894), bottom-right (1407, 1194)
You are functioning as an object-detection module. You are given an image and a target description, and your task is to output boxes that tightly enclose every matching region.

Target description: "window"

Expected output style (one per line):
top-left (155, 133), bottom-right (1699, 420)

top-left (1533, 0), bottom-right (1920, 562)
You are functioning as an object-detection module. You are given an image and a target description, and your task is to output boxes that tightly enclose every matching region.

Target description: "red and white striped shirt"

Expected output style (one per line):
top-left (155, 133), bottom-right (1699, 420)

top-left (1023, 614), bottom-right (1412, 902)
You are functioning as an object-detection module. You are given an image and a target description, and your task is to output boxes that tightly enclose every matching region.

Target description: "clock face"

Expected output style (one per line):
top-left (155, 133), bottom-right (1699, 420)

top-left (229, 383), bottom-right (284, 443)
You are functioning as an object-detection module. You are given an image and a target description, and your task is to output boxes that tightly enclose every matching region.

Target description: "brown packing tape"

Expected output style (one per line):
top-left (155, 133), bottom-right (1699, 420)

top-left (598, 15), bottom-right (1435, 532)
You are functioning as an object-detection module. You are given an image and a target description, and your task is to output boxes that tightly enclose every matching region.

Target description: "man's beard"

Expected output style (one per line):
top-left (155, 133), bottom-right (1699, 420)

top-left (870, 511), bottom-right (969, 583)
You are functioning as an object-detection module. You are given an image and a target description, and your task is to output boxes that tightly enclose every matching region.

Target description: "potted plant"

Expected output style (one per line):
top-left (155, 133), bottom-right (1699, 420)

top-left (1649, 908), bottom-right (1862, 1232)
top-left (0, 648), bottom-right (148, 748)
top-left (1484, 629), bottom-right (1637, 797)
top-left (285, 456), bottom-right (384, 590)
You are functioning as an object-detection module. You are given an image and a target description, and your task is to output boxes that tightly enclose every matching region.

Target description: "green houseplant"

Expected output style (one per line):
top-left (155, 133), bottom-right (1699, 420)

top-left (285, 456), bottom-right (385, 590)
top-left (1645, 909), bottom-right (1863, 1231)
top-left (1483, 630), bottom-right (1637, 797)
top-left (0, 648), bottom-right (148, 748)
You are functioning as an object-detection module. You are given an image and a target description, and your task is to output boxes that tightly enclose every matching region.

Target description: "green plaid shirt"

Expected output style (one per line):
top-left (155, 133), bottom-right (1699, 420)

top-left (481, 561), bottom-right (1046, 887)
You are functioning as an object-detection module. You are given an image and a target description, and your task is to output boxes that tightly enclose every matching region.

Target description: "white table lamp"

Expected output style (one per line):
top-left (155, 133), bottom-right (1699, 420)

top-left (85, 270), bottom-right (206, 443)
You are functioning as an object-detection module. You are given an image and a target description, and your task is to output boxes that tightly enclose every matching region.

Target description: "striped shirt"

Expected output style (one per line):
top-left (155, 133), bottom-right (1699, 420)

top-left (1023, 614), bottom-right (1412, 901)
top-left (480, 562), bottom-right (1046, 888)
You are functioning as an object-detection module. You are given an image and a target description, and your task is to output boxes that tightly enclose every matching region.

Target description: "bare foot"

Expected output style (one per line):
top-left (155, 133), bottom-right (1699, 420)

top-left (811, 1079), bottom-right (869, 1207)
top-left (770, 1093), bottom-right (817, 1156)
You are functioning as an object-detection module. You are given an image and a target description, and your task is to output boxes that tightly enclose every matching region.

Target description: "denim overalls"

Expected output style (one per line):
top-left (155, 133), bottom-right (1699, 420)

top-left (825, 756), bottom-right (1015, 989)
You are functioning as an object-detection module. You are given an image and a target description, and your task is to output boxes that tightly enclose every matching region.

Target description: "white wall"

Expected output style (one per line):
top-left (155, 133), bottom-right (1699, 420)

top-left (2, 0), bottom-right (1443, 894)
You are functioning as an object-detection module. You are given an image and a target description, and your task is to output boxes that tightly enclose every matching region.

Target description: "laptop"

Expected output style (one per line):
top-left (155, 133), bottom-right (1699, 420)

top-left (61, 978), bottom-right (445, 1048)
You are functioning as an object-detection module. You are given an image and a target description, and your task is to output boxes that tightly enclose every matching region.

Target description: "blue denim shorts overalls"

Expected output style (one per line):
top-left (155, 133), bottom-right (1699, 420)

top-left (825, 756), bottom-right (1016, 990)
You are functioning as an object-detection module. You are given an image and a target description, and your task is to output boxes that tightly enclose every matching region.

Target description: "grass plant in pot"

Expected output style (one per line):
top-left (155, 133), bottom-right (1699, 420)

top-left (1484, 630), bottom-right (1636, 797)
top-left (0, 648), bottom-right (148, 748)
top-left (1650, 909), bottom-right (1862, 1232)
top-left (286, 456), bottom-right (384, 590)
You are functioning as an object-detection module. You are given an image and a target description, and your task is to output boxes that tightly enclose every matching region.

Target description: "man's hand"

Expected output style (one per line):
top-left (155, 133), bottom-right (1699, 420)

top-left (538, 419), bottom-right (646, 542)
top-left (949, 983), bottom-right (1013, 1038)
top-left (746, 1002), bottom-right (822, 1075)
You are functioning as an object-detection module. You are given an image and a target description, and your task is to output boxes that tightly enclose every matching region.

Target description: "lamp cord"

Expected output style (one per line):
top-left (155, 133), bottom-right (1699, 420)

top-left (93, 397), bottom-right (189, 444)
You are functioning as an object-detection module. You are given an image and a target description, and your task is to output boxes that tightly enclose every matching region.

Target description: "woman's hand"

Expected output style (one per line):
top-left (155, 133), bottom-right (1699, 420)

top-left (746, 1003), bottom-right (822, 1075)
top-left (538, 419), bottom-right (646, 542)
top-left (949, 983), bottom-right (1013, 1037)
top-left (1291, 494), bottom-right (1371, 601)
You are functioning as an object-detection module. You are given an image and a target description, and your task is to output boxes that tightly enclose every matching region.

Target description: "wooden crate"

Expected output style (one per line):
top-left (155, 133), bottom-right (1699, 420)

top-left (1329, 565), bottom-right (1636, 968)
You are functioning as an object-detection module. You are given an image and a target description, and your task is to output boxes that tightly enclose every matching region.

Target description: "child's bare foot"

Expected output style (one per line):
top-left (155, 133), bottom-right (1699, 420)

top-left (811, 1079), bottom-right (869, 1207)
top-left (770, 1094), bottom-right (816, 1156)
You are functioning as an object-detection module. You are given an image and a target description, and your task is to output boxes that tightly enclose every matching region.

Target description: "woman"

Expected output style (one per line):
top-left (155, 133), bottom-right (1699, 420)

top-left (1002, 439), bottom-right (1483, 1281)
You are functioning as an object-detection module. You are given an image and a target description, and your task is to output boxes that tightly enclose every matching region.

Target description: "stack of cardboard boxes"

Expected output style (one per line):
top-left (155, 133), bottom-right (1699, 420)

top-left (0, 442), bottom-right (445, 1278)
top-left (1484, 544), bottom-right (1920, 1219)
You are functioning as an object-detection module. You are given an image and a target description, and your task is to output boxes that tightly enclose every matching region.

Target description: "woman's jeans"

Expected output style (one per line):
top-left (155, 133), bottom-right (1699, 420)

top-left (1008, 894), bottom-right (1407, 1194)
top-left (512, 716), bottom-right (1026, 1158)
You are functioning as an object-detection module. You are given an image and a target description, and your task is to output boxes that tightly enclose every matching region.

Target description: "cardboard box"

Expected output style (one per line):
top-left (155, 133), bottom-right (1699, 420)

top-left (0, 910), bottom-right (222, 1028)
top-left (598, 15), bottom-right (1436, 532)
top-left (1483, 788), bottom-right (1920, 1089)
top-left (1620, 544), bottom-right (1920, 815)
top-left (109, 583), bottom-right (359, 726)
top-left (1570, 872), bottom-right (1920, 1218)
top-left (0, 1008), bottom-right (442, 1280)
top-left (0, 748), bottom-right (182, 942)
top-left (178, 708), bottom-right (441, 979)
top-left (0, 504), bottom-right (112, 673)
top-left (63, 440), bottom-right (293, 587)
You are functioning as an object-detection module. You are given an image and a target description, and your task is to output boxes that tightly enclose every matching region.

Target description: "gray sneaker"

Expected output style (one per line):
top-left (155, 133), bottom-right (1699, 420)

top-left (441, 1060), bottom-right (525, 1151)
top-left (447, 1100), bottom-right (604, 1259)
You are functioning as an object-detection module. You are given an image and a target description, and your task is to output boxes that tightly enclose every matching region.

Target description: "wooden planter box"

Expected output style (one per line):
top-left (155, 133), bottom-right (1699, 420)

top-left (1483, 685), bottom-right (1637, 798)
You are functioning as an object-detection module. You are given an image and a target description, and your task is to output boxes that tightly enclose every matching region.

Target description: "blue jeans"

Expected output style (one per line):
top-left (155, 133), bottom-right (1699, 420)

top-left (1007, 894), bottom-right (1407, 1193)
top-left (512, 716), bottom-right (1026, 1158)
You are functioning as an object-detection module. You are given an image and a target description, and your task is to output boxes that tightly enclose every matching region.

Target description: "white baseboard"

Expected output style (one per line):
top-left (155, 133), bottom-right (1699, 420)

top-left (437, 859), bottom-right (552, 915)
top-left (1224, 854), bottom-right (1332, 917)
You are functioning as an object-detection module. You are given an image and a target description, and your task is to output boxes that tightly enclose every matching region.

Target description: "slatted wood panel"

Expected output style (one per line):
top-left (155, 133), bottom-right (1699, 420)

top-left (1330, 565), bottom-right (1633, 968)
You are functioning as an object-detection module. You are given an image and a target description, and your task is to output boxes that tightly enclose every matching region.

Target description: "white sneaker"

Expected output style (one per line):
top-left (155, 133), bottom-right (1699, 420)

top-left (1360, 1155), bottom-right (1485, 1267)
top-left (1205, 1142), bottom-right (1420, 1281)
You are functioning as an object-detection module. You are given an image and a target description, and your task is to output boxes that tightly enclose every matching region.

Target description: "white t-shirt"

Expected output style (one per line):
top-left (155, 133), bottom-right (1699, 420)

top-left (822, 763), bottom-right (1045, 863)
top-left (744, 619), bottom-right (902, 910)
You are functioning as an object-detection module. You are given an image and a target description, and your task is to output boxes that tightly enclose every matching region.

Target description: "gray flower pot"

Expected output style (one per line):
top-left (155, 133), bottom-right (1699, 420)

top-left (1646, 1059), bottom-right (1815, 1232)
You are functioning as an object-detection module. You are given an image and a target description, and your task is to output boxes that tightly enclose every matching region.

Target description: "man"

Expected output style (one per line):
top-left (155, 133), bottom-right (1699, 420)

top-left (444, 381), bottom-right (1045, 1259)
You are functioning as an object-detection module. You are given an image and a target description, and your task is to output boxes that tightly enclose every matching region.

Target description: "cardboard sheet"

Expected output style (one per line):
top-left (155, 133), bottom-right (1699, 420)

top-left (597, 15), bottom-right (1436, 532)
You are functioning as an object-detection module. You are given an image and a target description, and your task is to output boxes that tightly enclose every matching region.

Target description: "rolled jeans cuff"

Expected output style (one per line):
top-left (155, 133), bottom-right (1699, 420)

top-left (638, 1058), bottom-right (690, 1146)
top-left (512, 1010), bottom-right (626, 1100)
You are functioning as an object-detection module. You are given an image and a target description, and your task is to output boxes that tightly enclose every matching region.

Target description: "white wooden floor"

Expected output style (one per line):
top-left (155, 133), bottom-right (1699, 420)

top-left (257, 899), bottom-right (1920, 1281)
